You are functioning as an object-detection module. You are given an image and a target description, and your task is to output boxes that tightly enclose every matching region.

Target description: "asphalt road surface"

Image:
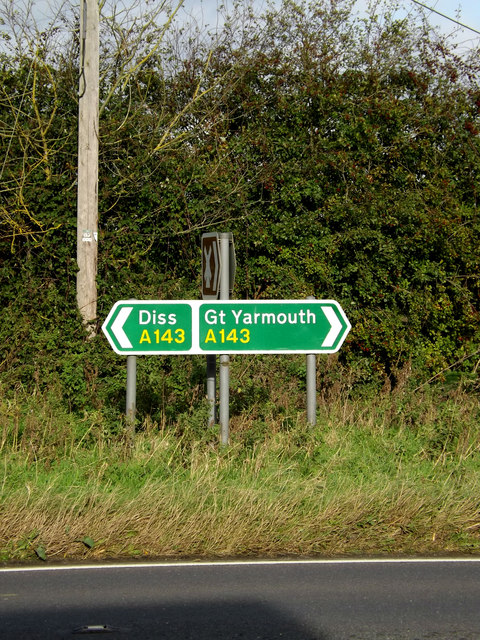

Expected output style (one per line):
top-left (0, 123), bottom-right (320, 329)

top-left (1, 558), bottom-right (480, 639)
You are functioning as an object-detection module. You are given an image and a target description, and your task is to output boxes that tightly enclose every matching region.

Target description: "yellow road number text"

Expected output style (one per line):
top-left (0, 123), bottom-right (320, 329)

top-left (204, 328), bottom-right (250, 344)
top-left (140, 328), bottom-right (185, 344)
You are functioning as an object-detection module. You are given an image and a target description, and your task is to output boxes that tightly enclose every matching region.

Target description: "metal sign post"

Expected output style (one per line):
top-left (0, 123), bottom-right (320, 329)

top-left (126, 354), bottom-right (137, 439)
top-left (201, 232), bottom-right (236, 435)
top-left (219, 233), bottom-right (232, 446)
top-left (206, 354), bottom-right (217, 427)
top-left (202, 232), bottom-right (220, 426)
top-left (306, 296), bottom-right (317, 426)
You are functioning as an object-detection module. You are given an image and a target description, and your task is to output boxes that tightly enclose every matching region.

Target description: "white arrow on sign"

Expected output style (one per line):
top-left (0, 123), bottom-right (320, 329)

top-left (321, 306), bottom-right (343, 348)
top-left (111, 306), bottom-right (133, 349)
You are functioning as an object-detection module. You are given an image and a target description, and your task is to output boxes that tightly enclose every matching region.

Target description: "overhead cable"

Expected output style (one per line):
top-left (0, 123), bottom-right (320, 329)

top-left (410, 0), bottom-right (480, 36)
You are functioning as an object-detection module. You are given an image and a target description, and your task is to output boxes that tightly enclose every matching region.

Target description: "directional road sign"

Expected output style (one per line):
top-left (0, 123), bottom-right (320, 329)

top-left (102, 300), bottom-right (351, 355)
top-left (102, 301), bottom-right (193, 355)
top-left (198, 300), bottom-right (350, 354)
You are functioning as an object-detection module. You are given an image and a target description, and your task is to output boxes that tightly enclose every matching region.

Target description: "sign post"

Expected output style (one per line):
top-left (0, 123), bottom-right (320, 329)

top-left (306, 296), bottom-right (316, 426)
top-left (219, 233), bottom-right (231, 446)
top-left (201, 232), bottom-right (236, 435)
top-left (126, 354), bottom-right (137, 439)
top-left (202, 232), bottom-right (220, 426)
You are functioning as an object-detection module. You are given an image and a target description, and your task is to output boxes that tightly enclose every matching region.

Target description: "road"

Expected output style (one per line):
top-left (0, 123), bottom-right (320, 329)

top-left (1, 558), bottom-right (479, 639)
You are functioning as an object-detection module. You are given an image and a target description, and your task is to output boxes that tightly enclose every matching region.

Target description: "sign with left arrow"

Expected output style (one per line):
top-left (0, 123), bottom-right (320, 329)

top-left (102, 300), bottom-right (351, 355)
top-left (102, 301), bottom-right (193, 355)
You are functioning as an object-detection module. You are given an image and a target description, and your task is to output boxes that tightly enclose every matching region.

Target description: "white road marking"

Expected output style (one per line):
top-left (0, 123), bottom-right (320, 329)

top-left (2, 557), bottom-right (480, 572)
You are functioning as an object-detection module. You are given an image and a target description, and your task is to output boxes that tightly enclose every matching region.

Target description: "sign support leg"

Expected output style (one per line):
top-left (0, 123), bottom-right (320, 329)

top-left (219, 233), bottom-right (231, 445)
top-left (219, 354), bottom-right (229, 444)
top-left (126, 354), bottom-right (137, 441)
top-left (306, 296), bottom-right (317, 426)
top-left (206, 354), bottom-right (217, 426)
top-left (306, 353), bottom-right (317, 426)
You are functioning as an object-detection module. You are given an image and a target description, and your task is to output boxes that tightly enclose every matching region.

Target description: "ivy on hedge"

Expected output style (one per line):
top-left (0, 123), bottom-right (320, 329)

top-left (0, 0), bottom-right (479, 408)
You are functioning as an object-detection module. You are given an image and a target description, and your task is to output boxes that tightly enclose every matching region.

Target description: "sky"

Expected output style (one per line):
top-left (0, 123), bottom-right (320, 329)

top-left (13, 0), bottom-right (480, 51)
top-left (179, 0), bottom-right (480, 46)
top-left (389, 0), bottom-right (480, 48)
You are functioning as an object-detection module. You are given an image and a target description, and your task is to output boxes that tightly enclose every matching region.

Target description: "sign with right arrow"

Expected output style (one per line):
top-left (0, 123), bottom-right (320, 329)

top-left (198, 300), bottom-right (351, 354)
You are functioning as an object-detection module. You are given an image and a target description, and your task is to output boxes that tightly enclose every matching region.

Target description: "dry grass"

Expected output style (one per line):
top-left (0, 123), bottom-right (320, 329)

top-left (1, 381), bottom-right (480, 562)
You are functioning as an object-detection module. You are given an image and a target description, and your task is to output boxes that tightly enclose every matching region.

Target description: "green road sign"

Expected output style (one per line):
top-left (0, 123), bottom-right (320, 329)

top-left (102, 300), bottom-right (351, 355)
top-left (102, 301), bottom-right (193, 355)
top-left (198, 300), bottom-right (350, 354)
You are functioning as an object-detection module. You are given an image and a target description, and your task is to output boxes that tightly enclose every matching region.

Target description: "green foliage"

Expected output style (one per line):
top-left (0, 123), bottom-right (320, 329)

top-left (0, 0), bottom-right (479, 419)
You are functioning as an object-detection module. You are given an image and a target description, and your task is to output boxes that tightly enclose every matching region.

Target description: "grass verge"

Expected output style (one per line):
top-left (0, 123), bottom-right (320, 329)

top-left (1, 382), bottom-right (480, 562)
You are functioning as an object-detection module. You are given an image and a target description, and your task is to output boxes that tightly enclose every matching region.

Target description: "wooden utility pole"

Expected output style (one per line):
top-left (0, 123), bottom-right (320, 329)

top-left (77, 0), bottom-right (99, 331)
